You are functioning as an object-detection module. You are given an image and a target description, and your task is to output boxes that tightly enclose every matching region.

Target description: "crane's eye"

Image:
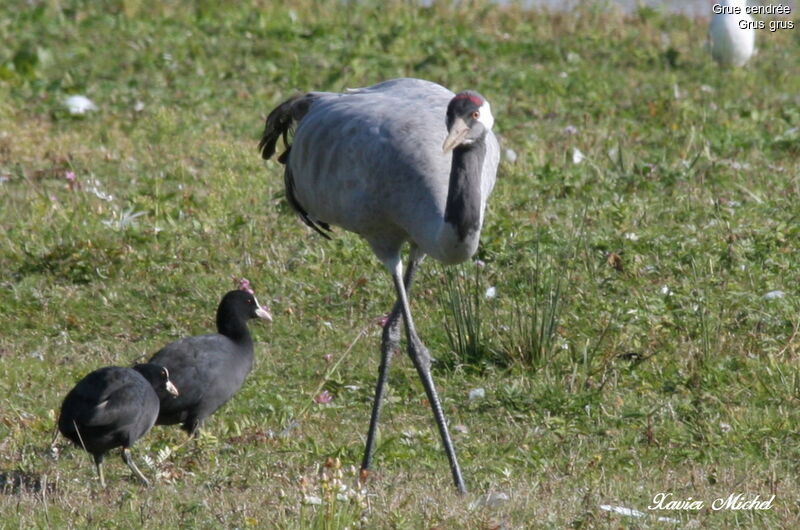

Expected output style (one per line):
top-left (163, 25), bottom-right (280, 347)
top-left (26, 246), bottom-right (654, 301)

top-left (472, 111), bottom-right (480, 120)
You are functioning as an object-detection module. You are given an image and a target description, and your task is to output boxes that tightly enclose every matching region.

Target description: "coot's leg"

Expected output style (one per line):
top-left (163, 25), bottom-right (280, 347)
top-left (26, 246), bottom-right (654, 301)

top-left (93, 454), bottom-right (106, 488)
top-left (122, 447), bottom-right (150, 486)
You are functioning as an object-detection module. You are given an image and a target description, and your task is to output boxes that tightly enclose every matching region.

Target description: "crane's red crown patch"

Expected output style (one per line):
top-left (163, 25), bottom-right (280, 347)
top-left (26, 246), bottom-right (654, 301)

top-left (453, 93), bottom-right (482, 106)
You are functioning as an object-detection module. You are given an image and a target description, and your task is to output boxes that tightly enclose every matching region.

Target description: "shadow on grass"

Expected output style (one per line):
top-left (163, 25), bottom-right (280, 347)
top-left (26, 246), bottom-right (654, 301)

top-left (0, 469), bottom-right (57, 495)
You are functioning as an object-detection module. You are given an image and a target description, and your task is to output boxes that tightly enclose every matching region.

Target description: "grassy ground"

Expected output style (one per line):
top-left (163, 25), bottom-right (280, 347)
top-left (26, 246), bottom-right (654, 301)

top-left (1, 0), bottom-right (799, 527)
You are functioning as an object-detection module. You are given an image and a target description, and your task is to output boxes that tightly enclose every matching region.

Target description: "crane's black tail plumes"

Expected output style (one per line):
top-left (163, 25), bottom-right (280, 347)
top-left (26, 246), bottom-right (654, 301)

top-left (259, 94), bottom-right (301, 162)
top-left (260, 94), bottom-right (333, 240)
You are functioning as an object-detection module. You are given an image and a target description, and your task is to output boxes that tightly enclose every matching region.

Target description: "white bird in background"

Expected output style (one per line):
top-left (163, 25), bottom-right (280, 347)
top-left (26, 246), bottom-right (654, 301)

top-left (709, 0), bottom-right (756, 67)
top-left (260, 78), bottom-right (500, 493)
top-left (64, 94), bottom-right (98, 115)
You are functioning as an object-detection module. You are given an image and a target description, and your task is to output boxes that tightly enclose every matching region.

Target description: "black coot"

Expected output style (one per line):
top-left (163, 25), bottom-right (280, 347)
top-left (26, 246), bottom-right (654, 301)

top-left (58, 363), bottom-right (179, 487)
top-left (149, 289), bottom-right (271, 437)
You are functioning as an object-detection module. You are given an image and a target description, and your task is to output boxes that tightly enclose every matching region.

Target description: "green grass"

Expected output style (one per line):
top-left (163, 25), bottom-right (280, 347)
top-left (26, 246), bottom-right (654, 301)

top-left (1, 0), bottom-right (799, 527)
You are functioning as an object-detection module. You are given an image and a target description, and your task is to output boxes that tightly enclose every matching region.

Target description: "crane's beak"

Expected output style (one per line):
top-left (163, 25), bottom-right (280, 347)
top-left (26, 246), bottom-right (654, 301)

top-left (442, 117), bottom-right (470, 153)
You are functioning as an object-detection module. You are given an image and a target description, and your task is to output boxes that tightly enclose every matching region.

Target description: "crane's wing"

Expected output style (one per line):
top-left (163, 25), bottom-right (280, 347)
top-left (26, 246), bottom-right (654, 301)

top-left (261, 78), bottom-right (499, 255)
top-left (260, 92), bottom-right (336, 239)
top-left (344, 78), bottom-right (453, 100)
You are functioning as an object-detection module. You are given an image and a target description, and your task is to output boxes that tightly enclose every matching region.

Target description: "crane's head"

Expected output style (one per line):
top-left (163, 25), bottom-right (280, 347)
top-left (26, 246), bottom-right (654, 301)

top-left (443, 91), bottom-right (494, 153)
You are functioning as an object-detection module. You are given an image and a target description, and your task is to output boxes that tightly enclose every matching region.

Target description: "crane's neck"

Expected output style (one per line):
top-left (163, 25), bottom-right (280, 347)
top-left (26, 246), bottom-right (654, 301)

top-left (438, 138), bottom-right (486, 263)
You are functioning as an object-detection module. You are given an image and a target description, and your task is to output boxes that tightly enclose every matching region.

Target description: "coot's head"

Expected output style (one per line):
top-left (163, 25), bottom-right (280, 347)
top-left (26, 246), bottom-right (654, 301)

top-left (133, 363), bottom-right (179, 397)
top-left (219, 289), bottom-right (273, 323)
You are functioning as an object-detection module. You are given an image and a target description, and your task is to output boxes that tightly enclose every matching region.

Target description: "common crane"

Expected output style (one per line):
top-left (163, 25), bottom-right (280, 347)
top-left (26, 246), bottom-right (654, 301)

top-left (260, 78), bottom-right (499, 493)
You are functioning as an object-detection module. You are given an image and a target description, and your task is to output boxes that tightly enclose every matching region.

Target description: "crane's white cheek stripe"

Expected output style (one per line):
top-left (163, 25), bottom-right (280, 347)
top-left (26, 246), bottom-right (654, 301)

top-left (478, 101), bottom-right (494, 130)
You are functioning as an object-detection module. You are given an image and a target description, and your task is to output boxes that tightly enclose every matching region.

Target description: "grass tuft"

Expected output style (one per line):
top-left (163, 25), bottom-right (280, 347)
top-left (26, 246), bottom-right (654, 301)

top-left (495, 245), bottom-right (565, 371)
top-left (438, 262), bottom-right (493, 368)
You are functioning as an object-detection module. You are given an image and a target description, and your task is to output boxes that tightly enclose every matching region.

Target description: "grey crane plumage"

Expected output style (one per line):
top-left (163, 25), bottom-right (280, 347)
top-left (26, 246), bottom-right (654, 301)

top-left (260, 78), bottom-right (499, 494)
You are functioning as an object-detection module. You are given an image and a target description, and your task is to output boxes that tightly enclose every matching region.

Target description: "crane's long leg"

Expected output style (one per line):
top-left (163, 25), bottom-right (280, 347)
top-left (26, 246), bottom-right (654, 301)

top-left (388, 259), bottom-right (466, 494)
top-left (362, 248), bottom-right (424, 473)
top-left (122, 447), bottom-right (151, 486)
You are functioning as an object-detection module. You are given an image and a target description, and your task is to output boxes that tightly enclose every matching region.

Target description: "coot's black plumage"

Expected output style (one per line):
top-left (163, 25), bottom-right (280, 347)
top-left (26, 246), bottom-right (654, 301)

top-left (149, 289), bottom-right (272, 437)
top-left (58, 363), bottom-right (179, 487)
